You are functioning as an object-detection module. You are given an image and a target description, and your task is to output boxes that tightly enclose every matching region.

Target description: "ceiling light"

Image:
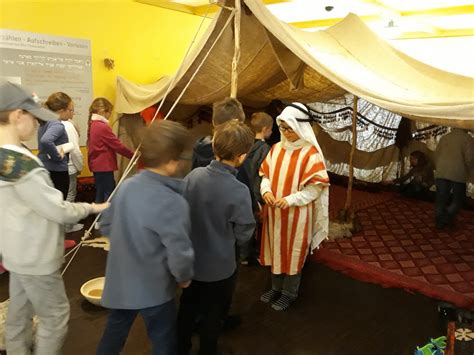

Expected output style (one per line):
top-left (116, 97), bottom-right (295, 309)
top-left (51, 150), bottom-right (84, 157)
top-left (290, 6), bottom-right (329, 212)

top-left (379, 0), bottom-right (474, 12)
top-left (425, 14), bottom-right (474, 29)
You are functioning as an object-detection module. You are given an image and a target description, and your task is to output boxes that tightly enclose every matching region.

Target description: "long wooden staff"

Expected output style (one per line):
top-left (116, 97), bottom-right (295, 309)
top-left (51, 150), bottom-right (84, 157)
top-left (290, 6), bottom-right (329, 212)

top-left (344, 96), bottom-right (359, 211)
top-left (230, 0), bottom-right (241, 98)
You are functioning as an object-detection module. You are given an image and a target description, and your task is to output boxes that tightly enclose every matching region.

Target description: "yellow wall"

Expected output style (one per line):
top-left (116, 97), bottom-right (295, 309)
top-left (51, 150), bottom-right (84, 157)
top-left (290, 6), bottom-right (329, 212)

top-left (1, 0), bottom-right (208, 176)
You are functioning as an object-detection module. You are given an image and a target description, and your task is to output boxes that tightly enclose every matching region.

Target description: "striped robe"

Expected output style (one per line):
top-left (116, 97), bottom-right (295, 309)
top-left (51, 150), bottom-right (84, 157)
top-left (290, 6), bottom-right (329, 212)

top-left (259, 141), bottom-right (329, 275)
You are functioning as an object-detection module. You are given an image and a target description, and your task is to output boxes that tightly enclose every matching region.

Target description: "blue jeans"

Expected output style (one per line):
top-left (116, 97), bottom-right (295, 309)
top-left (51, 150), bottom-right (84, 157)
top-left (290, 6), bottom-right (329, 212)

top-left (93, 171), bottom-right (116, 203)
top-left (96, 300), bottom-right (177, 355)
top-left (435, 178), bottom-right (466, 227)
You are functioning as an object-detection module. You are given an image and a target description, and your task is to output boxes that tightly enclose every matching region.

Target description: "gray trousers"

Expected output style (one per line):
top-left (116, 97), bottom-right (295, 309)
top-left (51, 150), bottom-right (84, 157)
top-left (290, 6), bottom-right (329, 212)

top-left (66, 173), bottom-right (78, 203)
top-left (271, 273), bottom-right (302, 298)
top-left (6, 271), bottom-right (70, 355)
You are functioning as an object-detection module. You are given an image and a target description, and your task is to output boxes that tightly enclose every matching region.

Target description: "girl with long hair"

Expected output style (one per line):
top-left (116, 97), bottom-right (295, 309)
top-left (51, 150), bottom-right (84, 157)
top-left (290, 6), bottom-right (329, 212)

top-left (87, 98), bottom-right (133, 204)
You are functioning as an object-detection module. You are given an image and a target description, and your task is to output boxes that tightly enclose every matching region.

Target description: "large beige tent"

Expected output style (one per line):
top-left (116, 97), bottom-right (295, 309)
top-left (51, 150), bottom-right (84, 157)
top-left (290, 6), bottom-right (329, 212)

top-left (114, 0), bottom-right (474, 193)
top-left (115, 0), bottom-right (474, 129)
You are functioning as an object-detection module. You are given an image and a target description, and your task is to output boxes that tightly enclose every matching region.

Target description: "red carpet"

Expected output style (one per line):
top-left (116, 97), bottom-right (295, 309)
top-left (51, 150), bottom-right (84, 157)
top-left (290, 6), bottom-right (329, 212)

top-left (313, 186), bottom-right (474, 310)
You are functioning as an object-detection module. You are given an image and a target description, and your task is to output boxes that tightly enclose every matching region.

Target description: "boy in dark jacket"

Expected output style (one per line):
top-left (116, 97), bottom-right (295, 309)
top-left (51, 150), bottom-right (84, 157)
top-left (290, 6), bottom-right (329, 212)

top-left (239, 112), bottom-right (273, 264)
top-left (97, 120), bottom-right (194, 355)
top-left (178, 120), bottom-right (255, 355)
top-left (190, 97), bottom-right (249, 330)
top-left (191, 97), bottom-right (245, 169)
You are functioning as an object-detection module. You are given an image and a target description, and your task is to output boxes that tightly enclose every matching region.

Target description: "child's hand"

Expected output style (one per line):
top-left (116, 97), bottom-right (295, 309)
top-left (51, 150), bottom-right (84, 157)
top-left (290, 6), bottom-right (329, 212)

top-left (178, 280), bottom-right (191, 288)
top-left (58, 148), bottom-right (65, 159)
top-left (275, 198), bottom-right (289, 209)
top-left (263, 192), bottom-right (276, 206)
top-left (91, 202), bottom-right (110, 214)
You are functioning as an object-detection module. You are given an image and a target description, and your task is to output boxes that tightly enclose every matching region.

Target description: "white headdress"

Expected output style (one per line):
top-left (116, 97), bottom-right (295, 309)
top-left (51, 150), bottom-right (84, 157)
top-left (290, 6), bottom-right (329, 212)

top-left (276, 103), bottom-right (326, 167)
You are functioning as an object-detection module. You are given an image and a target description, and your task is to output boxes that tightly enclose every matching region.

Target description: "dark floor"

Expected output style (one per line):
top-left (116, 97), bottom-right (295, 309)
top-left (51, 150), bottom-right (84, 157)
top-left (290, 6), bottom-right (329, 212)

top-left (0, 226), bottom-right (443, 355)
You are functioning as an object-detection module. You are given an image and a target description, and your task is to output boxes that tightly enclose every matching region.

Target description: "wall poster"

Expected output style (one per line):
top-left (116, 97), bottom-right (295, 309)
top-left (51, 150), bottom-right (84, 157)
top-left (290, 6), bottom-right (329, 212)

top-left (0, 29), bottom-right (93, 147)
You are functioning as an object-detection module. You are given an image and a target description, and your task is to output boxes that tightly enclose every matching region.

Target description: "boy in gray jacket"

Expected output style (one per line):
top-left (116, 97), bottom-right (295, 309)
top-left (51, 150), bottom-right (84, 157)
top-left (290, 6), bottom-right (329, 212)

top-left (0, 81), bottom-right (107, 355)
top-left (178, 120), bottom-right (256, 355)
top-left (97, 120), bottom-right (194, 355)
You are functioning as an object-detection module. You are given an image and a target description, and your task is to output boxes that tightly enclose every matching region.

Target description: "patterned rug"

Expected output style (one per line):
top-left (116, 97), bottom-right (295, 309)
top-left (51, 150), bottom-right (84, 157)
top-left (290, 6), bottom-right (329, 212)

top-left (313, 185), bottom-right (474, 310)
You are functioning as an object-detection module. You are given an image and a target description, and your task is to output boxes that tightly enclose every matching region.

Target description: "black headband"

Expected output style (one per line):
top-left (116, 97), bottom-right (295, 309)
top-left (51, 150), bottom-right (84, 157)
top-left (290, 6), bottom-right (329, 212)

top-left (282, 103), bottom-right (317, 123)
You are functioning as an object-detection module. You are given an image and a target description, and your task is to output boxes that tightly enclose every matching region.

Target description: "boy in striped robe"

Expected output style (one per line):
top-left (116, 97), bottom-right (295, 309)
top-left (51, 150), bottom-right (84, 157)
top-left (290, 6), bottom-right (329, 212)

top-left (259, 103), bottom-right (330, 311)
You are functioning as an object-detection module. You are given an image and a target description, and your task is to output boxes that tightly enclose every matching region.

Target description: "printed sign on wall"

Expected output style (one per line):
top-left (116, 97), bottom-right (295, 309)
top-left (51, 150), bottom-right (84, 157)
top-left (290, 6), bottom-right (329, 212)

top-left (0, 29), bottom-right (93, 147)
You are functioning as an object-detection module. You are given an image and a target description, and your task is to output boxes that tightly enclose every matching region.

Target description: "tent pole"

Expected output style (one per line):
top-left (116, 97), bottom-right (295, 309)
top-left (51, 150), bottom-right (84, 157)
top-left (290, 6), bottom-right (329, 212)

top-left (230, 0), bottom-right (241, 98)
top-left (344, 96), bottom-right (359, 211)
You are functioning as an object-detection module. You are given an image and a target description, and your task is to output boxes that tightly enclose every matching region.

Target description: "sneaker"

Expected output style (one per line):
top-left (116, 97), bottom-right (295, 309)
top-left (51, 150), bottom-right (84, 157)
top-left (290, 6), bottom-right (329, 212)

top-left (260, 289), bottom-right (281, 304)
top-left (66, 223), bottom-right (84, 233)
top-left (271, 294), bottom-right (296, 311)
top-left (241, 256), bottom-right (259, 266)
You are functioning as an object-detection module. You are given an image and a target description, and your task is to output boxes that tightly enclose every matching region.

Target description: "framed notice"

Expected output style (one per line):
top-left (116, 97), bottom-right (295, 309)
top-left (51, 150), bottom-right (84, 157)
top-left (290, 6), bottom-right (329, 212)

top-left (0, 29), bottom-right (93, 147)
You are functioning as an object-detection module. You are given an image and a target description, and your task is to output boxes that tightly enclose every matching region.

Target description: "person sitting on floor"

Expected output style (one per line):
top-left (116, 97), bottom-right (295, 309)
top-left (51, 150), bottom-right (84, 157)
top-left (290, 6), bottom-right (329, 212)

top-left (387, 150), bottom-right (434, 200)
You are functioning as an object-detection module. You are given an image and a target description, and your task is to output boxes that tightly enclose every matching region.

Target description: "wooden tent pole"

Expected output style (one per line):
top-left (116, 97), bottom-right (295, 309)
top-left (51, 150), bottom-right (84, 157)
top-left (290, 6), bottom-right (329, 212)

top-left (344, 96), bottom-right (359, 211)
top-left (230, 0), bottom-right (241, 98)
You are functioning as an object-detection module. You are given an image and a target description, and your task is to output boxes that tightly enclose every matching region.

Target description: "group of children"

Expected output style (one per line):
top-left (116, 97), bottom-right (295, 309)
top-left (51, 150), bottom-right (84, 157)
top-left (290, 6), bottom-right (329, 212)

top-left (0, 80), bottom-right (330, 355)
top-left (0, 81), bottom-right (109, 355)
top-left (37, 93), bottom-right (133, 233)
top-left (97, 98), bottom-right (330, 355)
top-left (38, 93), bottom-right (134, 206)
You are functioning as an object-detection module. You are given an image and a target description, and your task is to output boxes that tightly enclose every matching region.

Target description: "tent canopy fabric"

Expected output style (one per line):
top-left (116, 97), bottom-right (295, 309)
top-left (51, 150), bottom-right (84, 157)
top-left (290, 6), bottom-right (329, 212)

top-left (115, 0), bottom-right (474, 128)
